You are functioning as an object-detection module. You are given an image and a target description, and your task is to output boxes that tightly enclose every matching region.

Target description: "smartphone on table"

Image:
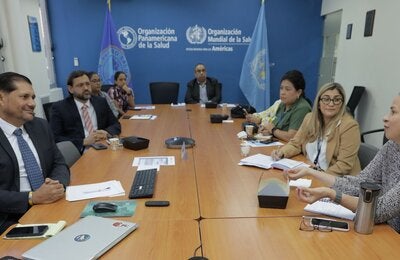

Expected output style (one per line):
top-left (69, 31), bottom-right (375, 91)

top-left (5, 225), bottom-right (49, 238)
top-left (310, 217), bottom-right (350, 231)
top-left (91, 143), bottom-right (107, 150)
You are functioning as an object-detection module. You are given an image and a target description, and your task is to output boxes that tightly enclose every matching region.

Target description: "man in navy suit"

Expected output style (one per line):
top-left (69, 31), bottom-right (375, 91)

top-left (50, 70), bottom-right (121, 153)
top-left (0, 72), bottom-right (70, 234)
top-left (185, 63), bottom-right (221, 104)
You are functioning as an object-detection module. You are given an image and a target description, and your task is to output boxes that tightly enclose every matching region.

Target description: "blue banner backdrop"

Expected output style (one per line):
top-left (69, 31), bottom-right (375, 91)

top-left (47, 0), bottom-right (322, 107)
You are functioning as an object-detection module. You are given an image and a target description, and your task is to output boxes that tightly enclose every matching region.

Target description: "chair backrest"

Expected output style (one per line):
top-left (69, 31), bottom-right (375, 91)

top-left (42, 102), bottom-right (54, 122)
top-left (361, 128), bottom-right (388, 145)
top-left (101, 84), bottom-right (114, 93)
top-left (358, 142), bottom-right (379, 170)
top-left (346, 86), bottom-right (366, 117)
top-left (149, 82), bottom-right (179, 104)
top-left (56, 141), bottom-right (81, 167)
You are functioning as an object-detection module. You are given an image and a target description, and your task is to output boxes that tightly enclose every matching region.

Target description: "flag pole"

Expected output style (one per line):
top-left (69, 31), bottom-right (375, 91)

top-left (107, 0), bottom-right (111, 11)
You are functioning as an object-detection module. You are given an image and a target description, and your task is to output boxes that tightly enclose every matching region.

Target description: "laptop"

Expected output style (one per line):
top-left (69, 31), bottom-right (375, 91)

top-left (22, 216), bottom-right (138, 260)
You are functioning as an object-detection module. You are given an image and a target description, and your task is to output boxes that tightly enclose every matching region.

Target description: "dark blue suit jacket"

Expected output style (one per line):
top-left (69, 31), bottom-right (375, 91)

top-left (50, 96), bottom-right (121, 152)
top-left (185, 77), bottom-right (221, 104)
top-left (0, 118), bottom-right (70, 233)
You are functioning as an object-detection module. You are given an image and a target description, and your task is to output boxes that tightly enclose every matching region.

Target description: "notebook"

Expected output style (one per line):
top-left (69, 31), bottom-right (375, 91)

top-left (22, 216), bottom-right (138, 260)
top-left (304, 199), bottom-right (356, 220)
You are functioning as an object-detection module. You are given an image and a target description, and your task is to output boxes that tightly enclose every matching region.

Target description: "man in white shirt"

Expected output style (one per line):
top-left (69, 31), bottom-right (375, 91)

top-left (0, 72), bottom-right (70, 234)
top-left (50, 71), bottom-right (121, 153)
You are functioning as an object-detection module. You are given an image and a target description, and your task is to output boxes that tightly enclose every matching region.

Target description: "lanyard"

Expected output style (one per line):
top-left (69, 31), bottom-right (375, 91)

top-left (313, 138), bottom-right (322, 167)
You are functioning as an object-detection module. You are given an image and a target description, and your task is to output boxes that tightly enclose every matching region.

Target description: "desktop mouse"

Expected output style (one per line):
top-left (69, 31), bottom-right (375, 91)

top-left (92, 202), bottom-right (118, 213)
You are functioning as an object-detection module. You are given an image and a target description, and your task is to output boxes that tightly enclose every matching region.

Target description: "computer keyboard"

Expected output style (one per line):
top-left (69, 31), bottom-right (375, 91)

top-left (129, 168), bottom-right (157, 199)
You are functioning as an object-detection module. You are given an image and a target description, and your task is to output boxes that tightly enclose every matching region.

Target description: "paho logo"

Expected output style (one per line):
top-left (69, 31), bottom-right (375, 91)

top-left (186, 25), bottom-right (207, 44)
top-left (117, 26), bottom-right (138, 49)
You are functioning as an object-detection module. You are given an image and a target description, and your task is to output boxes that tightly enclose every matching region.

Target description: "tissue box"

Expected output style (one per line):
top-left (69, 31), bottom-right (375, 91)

top-left (258, 178), bottom-right (289, 209)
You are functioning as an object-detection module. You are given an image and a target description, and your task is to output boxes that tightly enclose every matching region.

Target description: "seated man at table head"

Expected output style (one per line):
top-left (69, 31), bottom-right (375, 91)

top-left (50, 70), bottom-right (121, 153)
top-left (287, 93), bottom-right (400, 233)
top-left (87, 71), bottom-right (119, 118)
top-left (0, 72), bottom-right (70, 234)
top-left (185, 63), bottom-right (221, 104)
top-left (107, 71), bottom-right (135, 114)
top-left (271, 82), bottom-right (360, 176)
top-left (247, 70), bottom-right (311, 142)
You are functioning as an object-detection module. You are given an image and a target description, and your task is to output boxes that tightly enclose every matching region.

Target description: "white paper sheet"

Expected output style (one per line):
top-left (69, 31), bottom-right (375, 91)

top-left (289, 178), bottom-right (312, 188)
top-left (134, 106), bottom-right (155, 110)
top-left (66, 180), bottom-right (125, 201)
top-left (132, 156), bottom-right (175, 167)
top-left (129, 114), bottom-right (153, 120)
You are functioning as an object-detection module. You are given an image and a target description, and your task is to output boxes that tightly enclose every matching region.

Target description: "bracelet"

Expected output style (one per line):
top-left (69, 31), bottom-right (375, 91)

top-left (333, 189), bottom-right (342, 204)
top-left (28, 191), bottom-right (34, 206)
top-left (271, 127), bottom-right (277, 136)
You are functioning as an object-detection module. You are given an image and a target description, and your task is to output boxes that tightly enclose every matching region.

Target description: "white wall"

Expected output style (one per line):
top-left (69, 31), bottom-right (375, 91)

top-left (0, 0), bottom-right (62, 118)
top-left (321, 0), bottom-right (400, 147)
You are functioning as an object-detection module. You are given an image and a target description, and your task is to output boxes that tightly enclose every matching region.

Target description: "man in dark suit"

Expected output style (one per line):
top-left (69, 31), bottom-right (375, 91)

top-left (50, 70), bottom-right (121, 152)
top-left (0, 72), bottom-right (70, 234)
top-left (185, 63), bottom-right (221, 104)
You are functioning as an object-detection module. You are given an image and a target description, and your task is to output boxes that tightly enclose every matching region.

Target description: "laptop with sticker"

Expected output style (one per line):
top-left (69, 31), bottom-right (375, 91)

top-left (22, 215), bottom-right (138, 260)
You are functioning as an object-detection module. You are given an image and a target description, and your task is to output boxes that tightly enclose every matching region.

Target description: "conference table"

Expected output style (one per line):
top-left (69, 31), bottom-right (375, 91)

top-left (1, 104), bottom-right (399, 259)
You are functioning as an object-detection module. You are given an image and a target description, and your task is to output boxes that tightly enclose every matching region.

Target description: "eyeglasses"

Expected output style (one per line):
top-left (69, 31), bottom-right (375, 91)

top-left (320, 97), bottom-right (343, 105)
top-left (299, 216), bottom-right (332, 232)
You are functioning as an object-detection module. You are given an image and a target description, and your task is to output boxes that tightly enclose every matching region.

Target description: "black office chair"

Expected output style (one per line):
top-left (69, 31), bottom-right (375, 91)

top-left (42, 102), bottom-right (54, 122)
top-left (346, 86), bottom-right (366, 117)
top-left (358, 142), bottom-right (379, 170)
top-left (101, 84), bottom-right (114, 93)
top-left (361, 128), bottom-right (388, 145)
top-left (149, 82), bottom-right (179, 104)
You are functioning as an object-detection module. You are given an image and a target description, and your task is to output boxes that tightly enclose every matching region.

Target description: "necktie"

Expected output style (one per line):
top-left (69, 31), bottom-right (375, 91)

top-left (14, 128), bottom-right (44, 190)
top-left (82, 104), bottom-right (94, 134)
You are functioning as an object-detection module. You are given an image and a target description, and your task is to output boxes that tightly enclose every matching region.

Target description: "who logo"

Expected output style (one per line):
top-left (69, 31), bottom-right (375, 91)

top-left (186, 25), bottom-right (207, 44)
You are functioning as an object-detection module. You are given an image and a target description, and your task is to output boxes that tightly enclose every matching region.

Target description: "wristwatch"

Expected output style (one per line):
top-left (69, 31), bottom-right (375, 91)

top-left (28, 191), bottom-right (34, 206)
top-left (333, 189), bottom-right (342, 204)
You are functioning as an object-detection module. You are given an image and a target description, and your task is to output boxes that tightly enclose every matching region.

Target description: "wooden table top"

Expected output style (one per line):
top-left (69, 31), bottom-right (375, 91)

top-left (200, 217), bottom-right (400, 260)
top-left (0, 219), bottom-right (200, 260)
top-left (1, 104), bottom-right (397, 259)
top-left (187, 105), bottom-right (316, 218)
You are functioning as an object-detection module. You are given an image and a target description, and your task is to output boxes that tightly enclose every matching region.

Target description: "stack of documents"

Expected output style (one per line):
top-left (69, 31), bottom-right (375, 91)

top-left (239, 153), bottom-right (309, 170)
top-left (304, 199), bottom-right (356, 220)
top-left (66, 180), bottom-right (125, 201)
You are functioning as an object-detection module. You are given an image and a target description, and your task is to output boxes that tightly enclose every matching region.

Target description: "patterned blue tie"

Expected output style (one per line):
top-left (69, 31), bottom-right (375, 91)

top-left (14, 128), bottom-right (44, 190)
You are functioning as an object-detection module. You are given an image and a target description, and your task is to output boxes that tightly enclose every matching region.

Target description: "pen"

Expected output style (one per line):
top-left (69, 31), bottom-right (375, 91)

top-left (83, 187), bottom-right (111, 194)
